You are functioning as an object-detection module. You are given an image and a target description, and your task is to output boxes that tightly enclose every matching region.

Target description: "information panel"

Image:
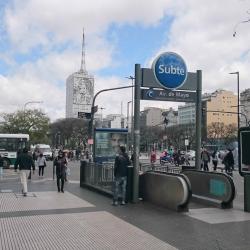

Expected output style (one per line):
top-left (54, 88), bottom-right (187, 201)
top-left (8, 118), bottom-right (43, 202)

top-left (239, 127), bottom-right (250, 176)
top-left (94, 128), bottom-right (128, 163)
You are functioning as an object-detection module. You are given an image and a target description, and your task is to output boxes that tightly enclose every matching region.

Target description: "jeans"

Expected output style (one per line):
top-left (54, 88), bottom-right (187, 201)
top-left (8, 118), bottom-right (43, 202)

top-left (39, 166), bottom-right (45, 176)
top-left (113, 176), bottom-right (127, 202)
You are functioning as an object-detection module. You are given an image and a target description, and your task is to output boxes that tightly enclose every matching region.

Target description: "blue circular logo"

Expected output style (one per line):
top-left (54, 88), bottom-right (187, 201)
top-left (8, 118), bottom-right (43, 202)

top-left (152, 52), bottom-right (187, 90)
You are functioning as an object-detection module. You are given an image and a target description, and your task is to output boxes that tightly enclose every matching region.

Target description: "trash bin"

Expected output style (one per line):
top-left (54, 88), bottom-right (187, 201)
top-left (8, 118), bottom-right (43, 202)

top-left (80, 160), bottom-right (88, 187)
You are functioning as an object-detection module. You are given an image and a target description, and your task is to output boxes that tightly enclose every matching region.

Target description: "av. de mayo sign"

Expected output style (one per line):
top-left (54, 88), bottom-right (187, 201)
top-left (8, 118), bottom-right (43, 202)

top-left (152, 52), bottom-right (188, 90)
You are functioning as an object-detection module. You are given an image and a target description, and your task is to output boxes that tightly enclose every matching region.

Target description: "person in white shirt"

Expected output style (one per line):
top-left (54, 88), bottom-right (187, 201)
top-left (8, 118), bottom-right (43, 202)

top-left (37, 153), bottom-right (46, 177)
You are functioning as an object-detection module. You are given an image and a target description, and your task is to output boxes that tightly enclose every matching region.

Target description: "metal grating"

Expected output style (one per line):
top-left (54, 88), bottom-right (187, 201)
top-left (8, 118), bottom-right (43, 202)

top-left (0, 211), bottom-right (178, 250)
top-left (0, 191), bottom-right (94, 212)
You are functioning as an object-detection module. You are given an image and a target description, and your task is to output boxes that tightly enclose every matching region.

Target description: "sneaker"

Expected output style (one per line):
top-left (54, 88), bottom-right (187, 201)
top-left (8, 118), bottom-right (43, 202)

top-left (61, 190), bottom-right (64, 193)
top-left (121, 201), bottom-right (126, 205)
top-left (112, 201), bottom-right (118, 206)
top-left (23, 193), bottom-right (27, 197)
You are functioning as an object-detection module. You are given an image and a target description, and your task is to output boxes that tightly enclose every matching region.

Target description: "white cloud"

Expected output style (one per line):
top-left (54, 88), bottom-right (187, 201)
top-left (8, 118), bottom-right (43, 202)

top-left (1, 0), bottom-right (250, 121)
top-left (149, 0), bottom-right (250, 94)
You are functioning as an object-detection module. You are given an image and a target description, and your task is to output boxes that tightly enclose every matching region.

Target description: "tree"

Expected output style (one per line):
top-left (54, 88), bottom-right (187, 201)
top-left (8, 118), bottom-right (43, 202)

top-left (0, 109), bottom-right (50, 144)
top-left (49, 118), bottom-right (89, 149)
top-left (207, 122), bottom-right (237, 146)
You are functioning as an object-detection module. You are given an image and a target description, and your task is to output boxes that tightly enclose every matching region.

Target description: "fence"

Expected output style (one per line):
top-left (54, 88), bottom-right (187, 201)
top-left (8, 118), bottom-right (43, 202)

top-left (81, 161), bottom-right (114, 194)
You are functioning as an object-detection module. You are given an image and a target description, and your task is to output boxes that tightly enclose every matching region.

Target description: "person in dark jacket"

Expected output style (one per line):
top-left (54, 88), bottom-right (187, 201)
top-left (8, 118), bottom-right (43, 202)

top-left (14, 148), bottom-right (35, 196)
top-left (222, 149), bottom-right (234, 176)
top-left (113, 146), bottom-right (131, 206)
top-left (53, 150), bottom-right (67, 193)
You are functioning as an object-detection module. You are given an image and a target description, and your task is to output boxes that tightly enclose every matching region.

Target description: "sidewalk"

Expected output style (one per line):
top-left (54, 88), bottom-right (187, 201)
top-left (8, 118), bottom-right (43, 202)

top-left (1, 163), bottom-right (250, 250)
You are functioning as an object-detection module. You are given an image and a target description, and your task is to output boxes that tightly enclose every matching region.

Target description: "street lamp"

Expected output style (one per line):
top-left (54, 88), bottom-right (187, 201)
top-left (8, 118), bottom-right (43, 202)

top-left (127, 101), bottom-right (132, 150)
top-left (24, 101), bottom-right (43, 110)
top-left (229, 71), bottom-right (240, 130)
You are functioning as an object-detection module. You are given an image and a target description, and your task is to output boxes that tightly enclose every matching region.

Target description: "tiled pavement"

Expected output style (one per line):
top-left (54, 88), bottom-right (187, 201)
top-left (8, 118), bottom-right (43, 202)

top-left (1, 163), bottom-right (250, 250)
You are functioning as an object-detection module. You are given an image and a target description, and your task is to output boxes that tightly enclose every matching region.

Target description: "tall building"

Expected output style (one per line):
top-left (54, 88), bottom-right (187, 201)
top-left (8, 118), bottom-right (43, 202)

top-left (178, 103), bottom-right (196, 125)
top-left (66, 30), bottom-right (94, 118)
top-left (205, 89), bottom-right (237, 126)
top-left (178, 90), bottom-right (237, 127)
top-left (240, 88), bottom-right (250, 127)
top-left (142, 107), bottom-right (177, 127)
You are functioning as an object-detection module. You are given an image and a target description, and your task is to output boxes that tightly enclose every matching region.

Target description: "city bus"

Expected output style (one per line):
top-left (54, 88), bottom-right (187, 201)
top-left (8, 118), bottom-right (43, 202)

top-left (0, 134), bottom-right (30, 168)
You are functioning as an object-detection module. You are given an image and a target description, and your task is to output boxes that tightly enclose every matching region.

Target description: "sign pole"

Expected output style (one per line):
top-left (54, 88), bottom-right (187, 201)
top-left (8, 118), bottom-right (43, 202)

top-left (195, 70), bottom-right (202, 169)
top-left (132, 64), bottom-right (141, 203)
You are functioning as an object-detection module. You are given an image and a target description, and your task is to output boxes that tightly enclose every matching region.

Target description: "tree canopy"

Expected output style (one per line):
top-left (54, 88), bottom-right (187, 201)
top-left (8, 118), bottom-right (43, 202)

top-left (0, 109), bottom-right (50, 144)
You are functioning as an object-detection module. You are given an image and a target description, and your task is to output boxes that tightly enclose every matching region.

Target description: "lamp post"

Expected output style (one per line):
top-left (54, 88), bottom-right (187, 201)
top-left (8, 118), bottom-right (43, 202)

top-left (125, 76), bottom-right (135, 144)
top-left (127, 101), bottom-right (132, 150)
top-left (229, 72), bottom-right (240, 130)
top-left (24, 101), bottom-right (43, 110)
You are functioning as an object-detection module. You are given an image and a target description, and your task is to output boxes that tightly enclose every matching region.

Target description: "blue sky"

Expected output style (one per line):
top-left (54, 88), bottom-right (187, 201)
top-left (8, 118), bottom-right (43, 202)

top-left (99, 16), bottom-right (172, 77)
top-left (0, 0), bottom-right (250, 120)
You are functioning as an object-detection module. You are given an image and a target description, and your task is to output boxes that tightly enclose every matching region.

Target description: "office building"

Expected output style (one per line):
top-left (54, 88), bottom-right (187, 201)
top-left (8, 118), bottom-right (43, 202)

top-left (66, 31), bottom-right (94, 118)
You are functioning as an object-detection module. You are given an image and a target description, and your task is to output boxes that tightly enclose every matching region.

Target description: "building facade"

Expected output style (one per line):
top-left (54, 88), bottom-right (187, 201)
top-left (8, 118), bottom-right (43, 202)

top-left (205, 89), bottom-right (237, 126)
top-left (178, 103), bottom-right (196, 125)
top-left (66, 70), bottom-right (94, 118)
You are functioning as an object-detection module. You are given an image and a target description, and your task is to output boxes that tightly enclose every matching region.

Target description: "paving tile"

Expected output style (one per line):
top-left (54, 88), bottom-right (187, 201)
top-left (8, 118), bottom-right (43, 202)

top-left (186, 207), bottom-right (250, 224)
top-left (0, 191), bottom-right (94, 212)
top-left (0, 211), bottom-right (177, 250)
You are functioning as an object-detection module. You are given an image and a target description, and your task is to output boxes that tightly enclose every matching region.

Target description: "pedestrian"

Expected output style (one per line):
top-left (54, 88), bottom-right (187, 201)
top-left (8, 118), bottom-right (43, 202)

top-left (201, 148), bottom-right (210, 171)
top-left (53, 150), bottom-right (67, 193)
top-left (150, 148), bottom-right (156, 164)
top-left (211, 150), bottom-right (218, 171)
top-left (37, 153), bottom-right (46, 177)
top-left (222, 149), bottom-right (234, 176)
top-left (113, 146), bottom-right (131, 206)
top-left (14, 148), bottom-right (35, 196)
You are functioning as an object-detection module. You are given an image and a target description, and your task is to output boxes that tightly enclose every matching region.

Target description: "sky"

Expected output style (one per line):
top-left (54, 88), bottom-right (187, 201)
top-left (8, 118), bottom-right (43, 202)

top-left (0, 0), bottom-right (250, 121)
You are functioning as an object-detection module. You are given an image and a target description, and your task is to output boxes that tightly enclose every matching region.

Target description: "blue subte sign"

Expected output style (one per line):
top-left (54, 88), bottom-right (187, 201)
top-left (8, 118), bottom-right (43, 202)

top-left (152, 52), bottom-right (188, 90)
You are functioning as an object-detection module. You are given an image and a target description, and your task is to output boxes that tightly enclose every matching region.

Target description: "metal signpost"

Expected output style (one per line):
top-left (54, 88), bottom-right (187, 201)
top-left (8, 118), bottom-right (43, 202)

top-left (132, 52), bottom-right (202, 203)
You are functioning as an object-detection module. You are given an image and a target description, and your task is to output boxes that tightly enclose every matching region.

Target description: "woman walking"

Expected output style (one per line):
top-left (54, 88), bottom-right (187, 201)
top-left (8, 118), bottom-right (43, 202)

top-left (53, 150), bottom-right (67, 193)
top-left (37, 153), bottom-right (46, 177)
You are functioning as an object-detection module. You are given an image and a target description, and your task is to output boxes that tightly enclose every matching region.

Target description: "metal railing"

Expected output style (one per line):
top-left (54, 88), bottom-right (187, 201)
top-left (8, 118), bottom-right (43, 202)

top-left (80, 161), bottom-right (183, 194)
top-left (81, 161), bottom-right (114, 193)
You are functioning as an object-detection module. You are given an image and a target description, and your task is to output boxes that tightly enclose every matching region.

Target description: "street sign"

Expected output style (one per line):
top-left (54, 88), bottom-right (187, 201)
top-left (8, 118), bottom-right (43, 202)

top-left (141, 88), bottom-right (196, 102)
top-left (185, 139), bottom-right (189, 146)
top-left (88, 139), bottom-right (93, 145)
top-left (152, 52), bottom-right (188, 90)
top-left (141, 68), bottom-right (196, 91)
top-left (78, 112), bottom-right (91, 119)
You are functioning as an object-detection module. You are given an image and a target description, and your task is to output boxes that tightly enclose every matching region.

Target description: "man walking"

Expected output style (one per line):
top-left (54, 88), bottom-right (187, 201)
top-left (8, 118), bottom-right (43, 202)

top-left (201, 148), bottom-right (210, 171)
top-left (14, 148), bottom-right (35, 196)
top-left (113, 146), bottom-right (131, 206)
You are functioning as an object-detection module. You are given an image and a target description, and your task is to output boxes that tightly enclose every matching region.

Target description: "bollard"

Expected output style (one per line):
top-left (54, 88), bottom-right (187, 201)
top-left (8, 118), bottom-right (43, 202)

top-left (0, 167), bottom-right (3, 179)
top-left (53, 164), bottom-right (55, 180)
